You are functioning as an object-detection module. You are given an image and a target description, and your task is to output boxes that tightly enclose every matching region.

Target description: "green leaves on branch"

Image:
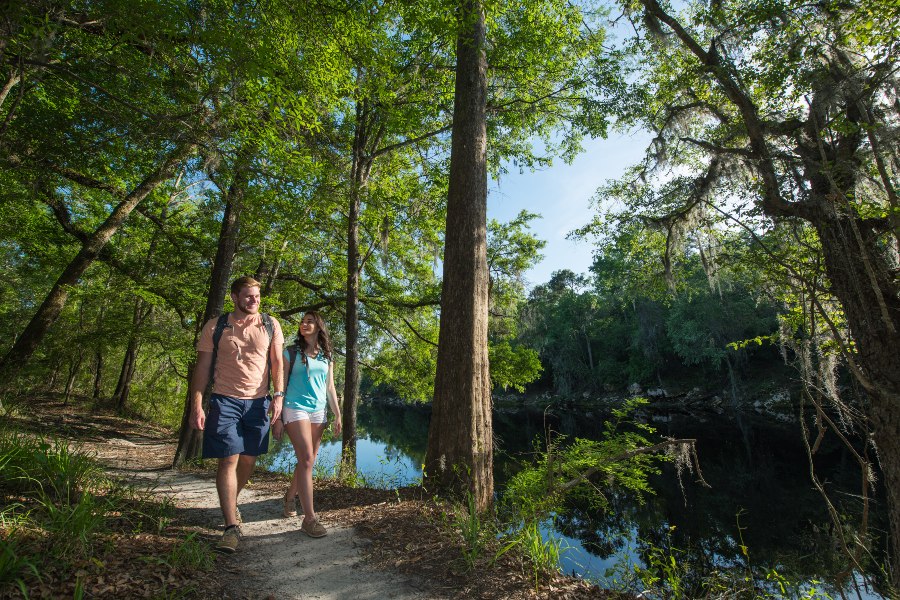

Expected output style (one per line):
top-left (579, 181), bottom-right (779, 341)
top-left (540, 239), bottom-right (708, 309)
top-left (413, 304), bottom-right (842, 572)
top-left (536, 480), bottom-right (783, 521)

top-left (489, 341), bottom-right (541, 392)
top-left (504, 398), bottom-right (699, 522)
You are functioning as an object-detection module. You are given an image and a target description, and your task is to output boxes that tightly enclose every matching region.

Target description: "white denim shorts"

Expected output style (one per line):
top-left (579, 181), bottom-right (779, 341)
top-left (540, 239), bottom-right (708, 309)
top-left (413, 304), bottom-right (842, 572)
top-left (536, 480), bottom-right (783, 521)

top-left (281, 406), bottom-right (327, 425)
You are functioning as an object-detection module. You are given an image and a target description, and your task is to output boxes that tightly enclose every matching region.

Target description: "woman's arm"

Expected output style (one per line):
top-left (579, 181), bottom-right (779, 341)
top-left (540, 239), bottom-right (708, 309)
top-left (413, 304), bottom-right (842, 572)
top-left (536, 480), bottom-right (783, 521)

top-left (327, 361), bottom-right (342, 435)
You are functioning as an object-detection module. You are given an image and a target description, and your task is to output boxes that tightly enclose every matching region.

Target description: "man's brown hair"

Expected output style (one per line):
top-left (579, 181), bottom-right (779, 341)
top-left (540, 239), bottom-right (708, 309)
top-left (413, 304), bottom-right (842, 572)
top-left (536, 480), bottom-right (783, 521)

top-left (230, 276), bottom-right (261, 295)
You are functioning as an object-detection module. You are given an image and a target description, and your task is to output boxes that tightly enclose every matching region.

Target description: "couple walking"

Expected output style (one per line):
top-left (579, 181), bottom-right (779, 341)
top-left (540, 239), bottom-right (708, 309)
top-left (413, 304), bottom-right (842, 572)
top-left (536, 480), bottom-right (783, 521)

top-left (189, 276), bottom-right (342, 553)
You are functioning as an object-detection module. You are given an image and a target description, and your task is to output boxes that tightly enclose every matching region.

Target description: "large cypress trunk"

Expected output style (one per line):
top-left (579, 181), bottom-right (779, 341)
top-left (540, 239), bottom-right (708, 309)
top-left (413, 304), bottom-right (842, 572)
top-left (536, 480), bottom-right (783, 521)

top-left (423, 0), bottom-right (493, 510)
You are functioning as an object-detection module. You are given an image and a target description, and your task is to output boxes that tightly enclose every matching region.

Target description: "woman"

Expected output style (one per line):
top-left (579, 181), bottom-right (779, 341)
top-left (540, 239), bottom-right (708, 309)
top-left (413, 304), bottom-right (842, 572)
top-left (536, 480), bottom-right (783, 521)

top-left (274, 311), bottom-right (342, 538)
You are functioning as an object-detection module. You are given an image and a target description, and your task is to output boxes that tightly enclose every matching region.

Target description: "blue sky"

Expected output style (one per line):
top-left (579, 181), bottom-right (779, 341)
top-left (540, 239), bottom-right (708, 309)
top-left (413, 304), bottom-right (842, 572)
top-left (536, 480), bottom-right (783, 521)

top-left (487, 130), bottom-right (652, 288)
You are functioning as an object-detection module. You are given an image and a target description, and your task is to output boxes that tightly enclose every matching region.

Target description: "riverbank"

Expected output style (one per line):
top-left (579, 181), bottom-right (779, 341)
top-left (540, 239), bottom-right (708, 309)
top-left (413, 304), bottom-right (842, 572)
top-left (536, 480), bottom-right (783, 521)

top-left (1, 399), bottom-right (627, 599)
top-left (369, 367), bottom-right (804, 427)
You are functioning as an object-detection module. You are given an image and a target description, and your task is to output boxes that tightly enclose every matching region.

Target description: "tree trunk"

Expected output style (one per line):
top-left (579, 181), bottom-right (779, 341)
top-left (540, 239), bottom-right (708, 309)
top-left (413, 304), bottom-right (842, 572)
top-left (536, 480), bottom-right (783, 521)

top-left (341, 175), bottom-right (361, 475)
top-left (91, 347), bottom-right (104, 404)
top-left (91, 301), bottom-right (109, 405)
top-left (114, 192), bottom-right (167, 412)
top-left (113, 339), bottom-right (137, 412)
top-left (340, 100), bottom-right (372, 477)
top-left (0, 145), bottom-right (193, 379)
top-left (423, 0), bottom-right (494, 510)
top-left (113, 299), bottom-right (150, 413)
top-left (172, 154), bottom-right (250, 468)
top-left (48, 360), bottom-right (61, 392)
top-left (63, 355), bottom-right (82, 406)
top-left (814, 213), bottom-right (900, 583)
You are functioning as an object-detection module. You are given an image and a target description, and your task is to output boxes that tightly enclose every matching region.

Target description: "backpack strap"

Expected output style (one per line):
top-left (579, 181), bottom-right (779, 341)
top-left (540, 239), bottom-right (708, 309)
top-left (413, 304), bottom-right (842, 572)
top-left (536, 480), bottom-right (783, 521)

top-left (209, 312), bottom-right (231, 387)
top-left (285, 344), bottom-right (298, 389)
top-left (260, 313), bottom-right (275, 389)
top-left (261, 313), bottom-right (274, 342)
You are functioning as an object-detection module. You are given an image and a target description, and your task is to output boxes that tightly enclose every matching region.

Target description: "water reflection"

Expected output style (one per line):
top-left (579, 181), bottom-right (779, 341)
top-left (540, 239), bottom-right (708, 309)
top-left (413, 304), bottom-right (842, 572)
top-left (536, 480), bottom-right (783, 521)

top-left (259, 403), bottom-right (427, 488)
top-left (259, 400), bottom-right (889, 598)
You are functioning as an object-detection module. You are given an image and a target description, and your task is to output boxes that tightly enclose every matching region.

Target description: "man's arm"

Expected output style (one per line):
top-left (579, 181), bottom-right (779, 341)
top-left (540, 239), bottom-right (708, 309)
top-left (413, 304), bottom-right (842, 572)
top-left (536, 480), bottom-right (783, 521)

top-left (189, 351), bottom-right (213, 430)
top-left (269, 340), bottom-right (284, 422)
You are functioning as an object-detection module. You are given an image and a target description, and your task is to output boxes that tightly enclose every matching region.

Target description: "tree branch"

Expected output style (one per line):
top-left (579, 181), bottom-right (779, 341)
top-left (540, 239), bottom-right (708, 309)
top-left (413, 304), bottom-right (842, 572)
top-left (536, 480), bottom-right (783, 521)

top-left (559, 438), bottom-right (710, 492)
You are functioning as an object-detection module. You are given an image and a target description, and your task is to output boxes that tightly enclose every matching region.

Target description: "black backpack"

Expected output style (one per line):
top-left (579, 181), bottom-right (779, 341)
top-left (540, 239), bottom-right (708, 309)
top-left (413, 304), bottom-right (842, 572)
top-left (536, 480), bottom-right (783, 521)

top-left (209, 312), bottom-right (275, 387)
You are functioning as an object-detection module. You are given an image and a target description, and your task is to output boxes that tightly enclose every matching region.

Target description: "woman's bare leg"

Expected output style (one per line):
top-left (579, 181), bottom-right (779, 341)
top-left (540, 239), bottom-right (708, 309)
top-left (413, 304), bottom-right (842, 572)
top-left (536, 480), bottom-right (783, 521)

top-left (300, 422), bottom-right (328, 525)
top-left (285, 419), bottom-right (315, 520)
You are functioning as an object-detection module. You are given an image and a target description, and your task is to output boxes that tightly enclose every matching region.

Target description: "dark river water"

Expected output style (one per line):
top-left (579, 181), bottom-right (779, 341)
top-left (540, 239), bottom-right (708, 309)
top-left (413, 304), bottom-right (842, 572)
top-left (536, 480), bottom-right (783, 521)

top-left (259, 400), bottom-right (890, 599)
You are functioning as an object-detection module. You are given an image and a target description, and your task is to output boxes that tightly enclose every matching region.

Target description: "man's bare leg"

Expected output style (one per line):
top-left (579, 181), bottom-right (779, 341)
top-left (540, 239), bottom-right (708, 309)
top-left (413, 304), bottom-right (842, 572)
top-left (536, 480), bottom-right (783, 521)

top-left (236, 454), bottom-right (257, 498)
top-left (217, 455), bottom-right (240, 527)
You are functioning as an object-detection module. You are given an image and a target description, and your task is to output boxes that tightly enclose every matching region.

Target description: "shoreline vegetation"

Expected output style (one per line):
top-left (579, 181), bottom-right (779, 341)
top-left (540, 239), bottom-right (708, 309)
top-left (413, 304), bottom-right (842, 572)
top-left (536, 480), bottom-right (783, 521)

top-left (370, 374), bottom-right (803, 427)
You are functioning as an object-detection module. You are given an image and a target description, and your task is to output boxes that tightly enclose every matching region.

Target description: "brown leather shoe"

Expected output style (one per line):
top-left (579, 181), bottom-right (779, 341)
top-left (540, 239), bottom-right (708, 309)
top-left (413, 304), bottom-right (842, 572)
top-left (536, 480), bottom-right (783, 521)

top-left (300, 518), bottom-right (327, 538)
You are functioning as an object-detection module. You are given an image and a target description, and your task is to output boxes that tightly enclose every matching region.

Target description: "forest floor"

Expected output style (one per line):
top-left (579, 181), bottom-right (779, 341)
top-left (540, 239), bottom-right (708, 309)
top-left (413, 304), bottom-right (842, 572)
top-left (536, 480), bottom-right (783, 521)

top-left (5, 400), bottom-right (628, 599)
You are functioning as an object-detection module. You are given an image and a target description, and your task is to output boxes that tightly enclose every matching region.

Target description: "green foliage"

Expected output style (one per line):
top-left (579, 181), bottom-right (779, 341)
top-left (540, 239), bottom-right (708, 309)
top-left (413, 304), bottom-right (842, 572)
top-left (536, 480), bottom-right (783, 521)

top-left (454, 492), bottom-right (488, 571)
top-left (36, 491), bottom-right (106, 559)
top-left (488, 341), bottom-right (542, 392)
top-left (522, 215), bottom-right (783, 393)
top-left (666, 286), bottom-right (778, 370)
top-left (632, 527), bottom-right (690, 599)
top-left (0, 426), bottom-right (181, 580)
top-left (159, 533), bottom-right (214, 572)
top-left (0, 536), bottom-right (39, 598)
top-left (516, 521), bottom-right (564, 591)
top-left (504, 397), bottom-right (667, 521)
top-left (0, 430), bottom-right (105, 503)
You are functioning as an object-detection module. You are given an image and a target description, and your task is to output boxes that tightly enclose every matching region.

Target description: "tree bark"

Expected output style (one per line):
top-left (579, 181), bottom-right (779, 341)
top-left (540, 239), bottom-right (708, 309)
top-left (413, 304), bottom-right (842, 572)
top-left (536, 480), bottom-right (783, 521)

top-left (0, 144), bottom-right (194, 379)
top-left (341, 170), bottom-right (362, 475)
top-left (63, 355), bottom-right (82, 406)
top-left (91, 347), bottom-right (104, 403)
top-left (113, 298), bottom-right (150, 412)
top-left (113, 337), bottom-right (137, 411)
top-left (48, 360), bottom-right (61, 391)
top-left (340, 99), bottom-right (376, 477)
top-left (423, 0), bottom-right (494, 510)
top-left (814, 212), bottom-right (900, 582)
top-left (172, 153), bottom-right (250, 467)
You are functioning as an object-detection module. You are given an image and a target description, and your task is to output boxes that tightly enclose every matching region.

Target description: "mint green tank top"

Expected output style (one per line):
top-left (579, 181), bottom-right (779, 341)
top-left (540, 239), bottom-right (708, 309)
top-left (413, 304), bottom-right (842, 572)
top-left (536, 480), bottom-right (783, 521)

top-left (283, 349), bottom-right (329, 412)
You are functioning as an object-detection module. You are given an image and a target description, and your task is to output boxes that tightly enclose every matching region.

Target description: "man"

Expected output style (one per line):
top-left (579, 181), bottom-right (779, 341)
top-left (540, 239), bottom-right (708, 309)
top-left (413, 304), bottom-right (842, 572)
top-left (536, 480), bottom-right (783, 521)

top-left (189, 276), bottom-right (284, 553)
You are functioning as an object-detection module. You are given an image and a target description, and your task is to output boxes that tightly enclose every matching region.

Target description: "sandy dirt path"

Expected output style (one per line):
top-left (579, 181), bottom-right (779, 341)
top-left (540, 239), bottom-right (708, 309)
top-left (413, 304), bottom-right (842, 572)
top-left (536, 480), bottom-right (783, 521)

top-left (104, 436), bottom-right (437, 600)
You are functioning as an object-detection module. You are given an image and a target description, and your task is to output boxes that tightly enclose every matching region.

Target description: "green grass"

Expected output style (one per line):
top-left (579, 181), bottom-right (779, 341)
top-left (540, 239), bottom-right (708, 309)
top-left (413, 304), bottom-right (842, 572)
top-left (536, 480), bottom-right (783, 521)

top-left (160, 532), bottom-right (215, 571)
top-left (0, 535), bottom-right (40, 597)
top-left (37, 491), bottom-right (107, 559)
top-left (0, 425), bottom-right (199, 597)
top-left (454, 492), bottom-right (488, 570)
top-left (516, 521), bottom-right (563, 590)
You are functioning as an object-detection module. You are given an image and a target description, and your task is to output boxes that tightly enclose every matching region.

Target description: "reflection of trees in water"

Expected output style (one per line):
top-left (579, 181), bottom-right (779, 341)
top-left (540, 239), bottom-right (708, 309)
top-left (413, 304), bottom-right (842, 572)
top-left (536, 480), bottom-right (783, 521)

top-left (347, 401), bottom-right (889, 592)
top-left (549, 415), bottom-right (888, 593)
top-left (357, 401), bottom-right (429, 464)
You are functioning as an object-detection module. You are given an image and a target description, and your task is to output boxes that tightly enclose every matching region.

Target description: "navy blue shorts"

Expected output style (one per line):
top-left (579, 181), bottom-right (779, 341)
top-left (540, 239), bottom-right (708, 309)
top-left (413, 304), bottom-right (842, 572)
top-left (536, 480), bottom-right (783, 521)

top-left (202, 394), bottom-right (271, 459)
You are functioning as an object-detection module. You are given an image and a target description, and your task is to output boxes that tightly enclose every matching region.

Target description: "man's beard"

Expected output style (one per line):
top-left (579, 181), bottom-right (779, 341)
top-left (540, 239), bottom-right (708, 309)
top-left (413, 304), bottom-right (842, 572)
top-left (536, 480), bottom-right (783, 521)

top-left (237, 300), bottom-right (259, 314)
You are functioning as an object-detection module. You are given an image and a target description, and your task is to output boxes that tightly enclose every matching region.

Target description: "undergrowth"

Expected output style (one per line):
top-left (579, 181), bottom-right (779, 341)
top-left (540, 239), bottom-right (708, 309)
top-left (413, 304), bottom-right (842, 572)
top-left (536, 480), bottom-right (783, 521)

top-left (0, 425), bottom-right (213, 598)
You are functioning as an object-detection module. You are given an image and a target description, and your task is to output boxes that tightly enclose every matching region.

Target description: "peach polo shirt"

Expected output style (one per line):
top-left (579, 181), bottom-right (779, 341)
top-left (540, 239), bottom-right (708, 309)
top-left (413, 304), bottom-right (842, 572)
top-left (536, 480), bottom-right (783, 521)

top-left (196, 313), bottom-right (284, 399)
